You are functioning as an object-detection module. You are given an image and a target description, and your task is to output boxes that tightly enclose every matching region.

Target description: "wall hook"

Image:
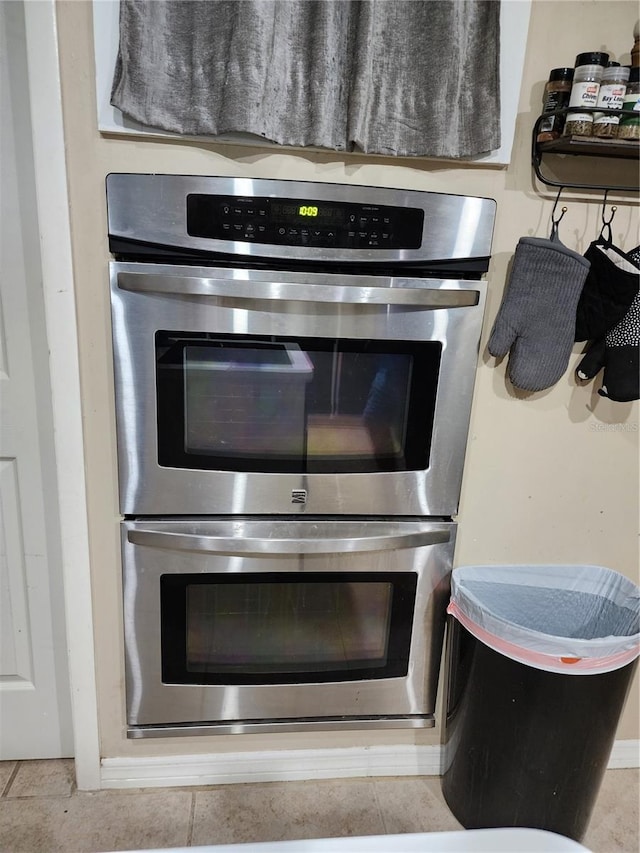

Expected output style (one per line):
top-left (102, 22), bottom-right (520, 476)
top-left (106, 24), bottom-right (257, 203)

top-left (600, 190), bottom-right (617, 243)
top-left (550, 187), bottom-right (567, 241)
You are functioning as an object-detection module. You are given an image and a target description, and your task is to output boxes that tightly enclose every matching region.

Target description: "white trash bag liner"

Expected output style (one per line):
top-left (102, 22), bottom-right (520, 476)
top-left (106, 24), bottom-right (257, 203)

top-left (447, 565), bottom-right (640, 674)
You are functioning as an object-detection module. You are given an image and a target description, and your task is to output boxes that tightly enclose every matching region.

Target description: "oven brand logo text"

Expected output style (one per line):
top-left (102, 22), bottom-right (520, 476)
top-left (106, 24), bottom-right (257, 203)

top-left (291, 489), bottom-right (307, 504)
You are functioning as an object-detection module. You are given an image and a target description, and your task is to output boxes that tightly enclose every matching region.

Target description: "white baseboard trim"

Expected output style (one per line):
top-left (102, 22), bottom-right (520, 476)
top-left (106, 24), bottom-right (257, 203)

top-left (100, 745), bottom-right (442, 789)
top-left (100, 740), bottom-right (639, 790)
top-left (607, 739), bottom-right (640, 769)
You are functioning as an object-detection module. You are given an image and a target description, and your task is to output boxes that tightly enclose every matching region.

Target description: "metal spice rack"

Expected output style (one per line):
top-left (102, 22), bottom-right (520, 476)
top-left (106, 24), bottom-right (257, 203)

top-left (532, 107), bottom-right (639, 193)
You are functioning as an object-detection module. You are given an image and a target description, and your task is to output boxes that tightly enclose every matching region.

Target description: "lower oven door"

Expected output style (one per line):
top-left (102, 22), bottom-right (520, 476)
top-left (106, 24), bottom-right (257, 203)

top-left (122, 518), bottom-right (456, 737)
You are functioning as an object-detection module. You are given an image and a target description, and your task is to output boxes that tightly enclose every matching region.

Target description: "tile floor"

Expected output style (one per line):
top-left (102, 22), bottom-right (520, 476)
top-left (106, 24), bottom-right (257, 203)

top-left (0, 760), bottom-right (637, 853)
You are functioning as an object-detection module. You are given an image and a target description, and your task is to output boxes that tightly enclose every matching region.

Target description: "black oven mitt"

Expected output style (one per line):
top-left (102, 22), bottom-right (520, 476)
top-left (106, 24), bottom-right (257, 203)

top-left (488, 236), bottom-right (590, 392)
top-left (575, 241), bottom-right (640, 342)
top-left (576, 290), bottom-right (640, 402)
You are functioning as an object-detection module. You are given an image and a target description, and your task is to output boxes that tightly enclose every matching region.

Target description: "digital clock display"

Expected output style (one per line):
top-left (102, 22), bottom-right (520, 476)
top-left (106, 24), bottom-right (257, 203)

top-left (271, 201), bottom-right (344, 225)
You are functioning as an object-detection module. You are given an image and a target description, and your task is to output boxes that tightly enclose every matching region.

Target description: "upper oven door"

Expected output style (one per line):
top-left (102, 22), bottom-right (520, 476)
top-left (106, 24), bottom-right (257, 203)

top-left (110, 263), bottom-right (486, 516)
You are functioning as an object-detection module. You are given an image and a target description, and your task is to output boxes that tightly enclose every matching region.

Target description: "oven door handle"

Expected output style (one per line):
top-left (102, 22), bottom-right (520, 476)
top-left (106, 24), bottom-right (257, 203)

top-left (117, 272), bottom-right (479, 308)
top-left (126, 525), bottom-right (451, 555)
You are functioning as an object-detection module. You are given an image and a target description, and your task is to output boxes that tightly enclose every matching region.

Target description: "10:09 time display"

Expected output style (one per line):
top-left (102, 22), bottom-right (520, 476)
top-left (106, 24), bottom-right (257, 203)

top-left (270, 201), bottom-right (344, 224)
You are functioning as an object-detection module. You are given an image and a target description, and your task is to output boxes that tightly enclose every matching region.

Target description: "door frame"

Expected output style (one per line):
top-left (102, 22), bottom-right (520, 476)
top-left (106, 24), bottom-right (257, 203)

top-left (22, 0), bottom-right (100, 789)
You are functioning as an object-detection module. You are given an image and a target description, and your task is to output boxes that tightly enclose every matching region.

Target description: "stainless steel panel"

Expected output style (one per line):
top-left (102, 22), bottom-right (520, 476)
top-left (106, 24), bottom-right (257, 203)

top-left (107, 174), bottom-right (496, 265)
top-left (110, 262), bottom-right (486, 517)
top-left (122, 518), bottom-right (456, 730)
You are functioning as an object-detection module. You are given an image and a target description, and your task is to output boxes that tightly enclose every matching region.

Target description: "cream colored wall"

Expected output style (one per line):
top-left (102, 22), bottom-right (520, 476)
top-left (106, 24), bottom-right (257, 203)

top-left (55, 0), bottom-right (639, 760)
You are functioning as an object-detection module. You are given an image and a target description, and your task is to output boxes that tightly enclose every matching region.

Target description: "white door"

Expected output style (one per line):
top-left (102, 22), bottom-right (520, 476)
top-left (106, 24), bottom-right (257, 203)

top-left (0, 0), bottom-right (73, 759)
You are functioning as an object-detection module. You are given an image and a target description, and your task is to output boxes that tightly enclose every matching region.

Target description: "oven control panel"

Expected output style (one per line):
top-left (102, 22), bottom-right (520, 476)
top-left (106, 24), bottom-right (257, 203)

top-left (186, 194), bottom-right (424, 250)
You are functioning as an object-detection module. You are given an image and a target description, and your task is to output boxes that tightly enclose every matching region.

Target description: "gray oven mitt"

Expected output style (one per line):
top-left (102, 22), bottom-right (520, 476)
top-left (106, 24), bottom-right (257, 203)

top-left (488, 236), bottom-right (590, 391)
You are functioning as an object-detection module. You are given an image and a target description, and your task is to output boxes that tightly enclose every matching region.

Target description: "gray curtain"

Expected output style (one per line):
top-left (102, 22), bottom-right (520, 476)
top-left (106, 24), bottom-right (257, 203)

top-left (111, 0), bottom-right (501, 159)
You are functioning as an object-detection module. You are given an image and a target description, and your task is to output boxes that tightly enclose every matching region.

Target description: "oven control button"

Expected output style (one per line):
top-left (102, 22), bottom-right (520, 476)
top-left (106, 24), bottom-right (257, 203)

top-left (326, 231), bottom-right (336, 241)
top-left (278, 227), bottom-right (286, 236)
top-left (233, 207), bottom-right (243, 216)
top-left (233, 223), bottom-right (243, 232)
top-left (222, 204), bottom-right (231, 215)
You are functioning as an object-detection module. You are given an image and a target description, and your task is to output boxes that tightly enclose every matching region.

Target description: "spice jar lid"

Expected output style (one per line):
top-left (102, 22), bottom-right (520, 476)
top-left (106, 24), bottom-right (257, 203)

top-left (628, 66), bottom-right (640, 84)
top-left (548, 67), bottom-right (574, 82)
top-left (603, 64), bottom-right (630, 82)
top-left (575, 52), bottom-right (609, 67)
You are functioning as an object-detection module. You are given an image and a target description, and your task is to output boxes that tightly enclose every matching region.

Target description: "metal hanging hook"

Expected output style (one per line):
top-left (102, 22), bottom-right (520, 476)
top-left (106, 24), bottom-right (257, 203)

top-left (600, 190), bottom-right (617, 243)
top-left (550, 186), bottom-right (567, 241)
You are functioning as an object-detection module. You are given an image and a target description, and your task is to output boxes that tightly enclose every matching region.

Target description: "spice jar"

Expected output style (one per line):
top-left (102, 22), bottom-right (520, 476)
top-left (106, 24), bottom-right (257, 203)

top-left (564, 51), bottom-right (609, 136)
top-left (537, 67), bottom-right (574, 142)
top-left (618, 66), bottom-right (640, 140)
top-left (593, 62), bottom-right (630, 137)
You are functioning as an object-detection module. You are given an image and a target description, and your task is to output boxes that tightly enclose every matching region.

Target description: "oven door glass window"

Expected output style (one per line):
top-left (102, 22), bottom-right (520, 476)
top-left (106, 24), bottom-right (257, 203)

top-left (161, 572), bottom-right (417, 685)
top-left (156, 332), bottom-right (441, 473)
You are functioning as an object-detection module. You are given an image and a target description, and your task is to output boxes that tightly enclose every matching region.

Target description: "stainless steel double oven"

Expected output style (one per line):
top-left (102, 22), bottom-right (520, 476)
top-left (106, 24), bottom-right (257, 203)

top-left (107, 175), bottom-right (495, 737)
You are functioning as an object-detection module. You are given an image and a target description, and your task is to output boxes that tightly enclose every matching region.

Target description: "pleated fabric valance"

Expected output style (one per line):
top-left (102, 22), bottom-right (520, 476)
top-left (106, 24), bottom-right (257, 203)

top-left (110, 0), bottom-right (501, 159)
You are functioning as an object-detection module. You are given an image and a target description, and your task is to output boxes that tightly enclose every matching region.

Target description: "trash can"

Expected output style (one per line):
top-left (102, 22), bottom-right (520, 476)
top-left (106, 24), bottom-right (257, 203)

top-left (441, 564), bottom-right (640, 843)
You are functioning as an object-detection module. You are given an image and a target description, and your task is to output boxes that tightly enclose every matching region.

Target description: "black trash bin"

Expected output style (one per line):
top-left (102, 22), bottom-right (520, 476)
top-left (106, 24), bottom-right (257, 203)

top-left (441, 564), bottom-right (640, 843)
